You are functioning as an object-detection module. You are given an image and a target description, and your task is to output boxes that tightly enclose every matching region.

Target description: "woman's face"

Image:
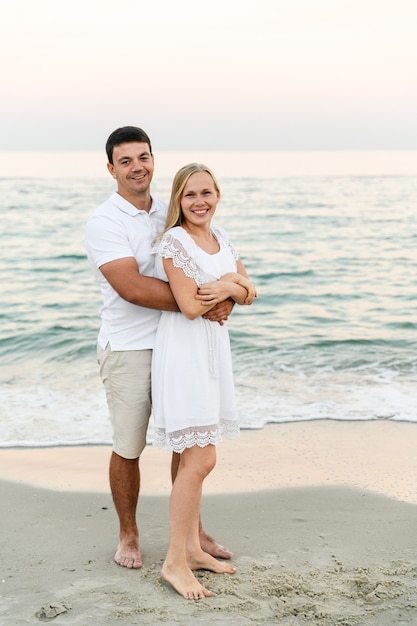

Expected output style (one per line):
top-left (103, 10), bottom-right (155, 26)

top-left (180, 171), bottom-right (219, 228)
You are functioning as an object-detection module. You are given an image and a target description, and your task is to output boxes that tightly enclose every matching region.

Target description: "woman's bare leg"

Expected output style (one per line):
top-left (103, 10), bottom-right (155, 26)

top-left (162, 445), bottom-right (236, 599)
top-left (171, 451), bottom-right (233, 559)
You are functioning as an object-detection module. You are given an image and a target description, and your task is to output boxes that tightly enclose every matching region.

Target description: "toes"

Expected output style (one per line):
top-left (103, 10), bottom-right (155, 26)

top-left (185, 587), bottom-right (213, 600)
top-left (200, 536), bottom-right (233, 559)
top-left (217, 546), bottom-right (233, 559)
top-left (114, 555), bottom-right (142, 569)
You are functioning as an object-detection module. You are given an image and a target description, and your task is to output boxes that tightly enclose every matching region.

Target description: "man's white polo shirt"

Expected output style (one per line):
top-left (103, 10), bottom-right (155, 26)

top-left (85, 191), bottom-right (167, 351)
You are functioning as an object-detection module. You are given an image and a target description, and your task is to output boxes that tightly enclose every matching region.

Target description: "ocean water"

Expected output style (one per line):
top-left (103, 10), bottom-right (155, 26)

top-left (1, 151), bottom-right (417, 447)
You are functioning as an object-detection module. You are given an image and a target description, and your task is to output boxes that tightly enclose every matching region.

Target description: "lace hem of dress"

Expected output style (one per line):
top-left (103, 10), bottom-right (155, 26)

top-left (153, 420), bottom-right (240, 453)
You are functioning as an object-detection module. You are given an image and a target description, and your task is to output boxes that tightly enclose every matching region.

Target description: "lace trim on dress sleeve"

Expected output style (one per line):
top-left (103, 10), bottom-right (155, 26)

top-left (158, 233), bottom-right (202, 284)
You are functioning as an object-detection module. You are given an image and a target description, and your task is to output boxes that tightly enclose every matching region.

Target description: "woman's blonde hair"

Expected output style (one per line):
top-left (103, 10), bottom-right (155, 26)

top-left (161, 163), bottom-right (221, 236)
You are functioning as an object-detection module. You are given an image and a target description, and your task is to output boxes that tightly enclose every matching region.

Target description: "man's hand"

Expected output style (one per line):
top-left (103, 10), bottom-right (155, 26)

top-left (202, 299), bottom-right (235, 325)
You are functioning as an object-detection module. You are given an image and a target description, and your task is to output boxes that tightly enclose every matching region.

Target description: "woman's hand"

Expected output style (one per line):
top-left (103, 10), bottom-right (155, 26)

top-left (221, 272), bottom-right (257, 304)
top-left (196, 280), bottom-right (239, 306)
top-left (197, 272), bottom-right (257, 308)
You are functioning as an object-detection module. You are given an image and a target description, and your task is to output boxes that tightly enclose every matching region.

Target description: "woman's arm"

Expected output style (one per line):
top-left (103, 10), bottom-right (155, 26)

top-left (197, 260), bottom-right (257, 306)
top-left (163, 258), bottom-right (244, 320)
top-left (220, 271), bottom-right (257, 304)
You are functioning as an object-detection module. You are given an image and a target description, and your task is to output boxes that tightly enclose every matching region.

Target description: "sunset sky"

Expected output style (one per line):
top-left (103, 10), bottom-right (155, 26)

top-left (1, 0), bottom-right (416, 151)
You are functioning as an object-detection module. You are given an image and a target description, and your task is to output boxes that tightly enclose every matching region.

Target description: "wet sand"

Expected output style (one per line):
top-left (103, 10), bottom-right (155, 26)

top-left (1, 420), bottom-right (416, 625)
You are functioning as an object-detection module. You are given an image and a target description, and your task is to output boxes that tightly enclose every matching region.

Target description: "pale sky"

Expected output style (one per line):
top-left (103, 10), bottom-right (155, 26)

top-left (1, 0), bottom-right (416, 151)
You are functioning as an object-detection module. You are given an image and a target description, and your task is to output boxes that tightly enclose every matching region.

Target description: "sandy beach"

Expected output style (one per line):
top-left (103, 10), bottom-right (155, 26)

top-left (1, 420), bottom-right (417, 625)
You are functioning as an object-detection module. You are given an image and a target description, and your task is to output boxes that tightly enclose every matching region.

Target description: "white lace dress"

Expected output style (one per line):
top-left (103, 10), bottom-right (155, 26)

top-left (151, 224), bottom-right (240, 453)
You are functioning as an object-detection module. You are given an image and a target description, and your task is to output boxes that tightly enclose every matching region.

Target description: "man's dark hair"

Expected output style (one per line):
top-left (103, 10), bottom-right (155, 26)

top-left (105, 126), bottom-right (152, 164)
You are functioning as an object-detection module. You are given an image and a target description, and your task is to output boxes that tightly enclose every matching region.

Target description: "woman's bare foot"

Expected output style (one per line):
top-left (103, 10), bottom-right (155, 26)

top-left (199, 530), bottom-right (233, 559)
top-left (114, 537), bottom-right (143, 569)
top-left (189, 549), bottom-right (237, 574)
top-left (161, 562), bottom-right (213, 600)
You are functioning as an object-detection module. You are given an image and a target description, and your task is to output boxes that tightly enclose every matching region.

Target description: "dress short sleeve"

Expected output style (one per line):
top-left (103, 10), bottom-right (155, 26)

top-left (152, 225), bottom-right (238, 287)
top-left (153, 230), bottom-right (202, 284)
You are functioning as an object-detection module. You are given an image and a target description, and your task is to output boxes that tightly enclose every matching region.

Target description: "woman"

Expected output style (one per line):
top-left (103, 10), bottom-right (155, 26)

top-left (152, 163), bottom-right (256, 599)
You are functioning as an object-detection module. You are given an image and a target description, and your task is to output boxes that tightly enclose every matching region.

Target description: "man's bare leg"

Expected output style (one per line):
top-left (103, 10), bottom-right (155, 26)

top-left (110, 451), bottom-right (143, 569)
top-left (171, 452), bottom-right (233, 559)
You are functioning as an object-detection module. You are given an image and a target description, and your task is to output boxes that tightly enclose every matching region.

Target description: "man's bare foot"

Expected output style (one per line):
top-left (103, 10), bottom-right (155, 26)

top-left (199, 530), bottom-right (233, 559)
top-left (189, 549), bottom-right (237, 575)
top-left (161, 562), bottom-right (213, 600)
top-left (114, 537), bottom-right (143, 569)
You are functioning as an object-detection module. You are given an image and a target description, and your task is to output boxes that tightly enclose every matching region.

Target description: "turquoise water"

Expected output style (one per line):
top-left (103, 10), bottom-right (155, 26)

top-left (1, 157), bottom-right (417, 446)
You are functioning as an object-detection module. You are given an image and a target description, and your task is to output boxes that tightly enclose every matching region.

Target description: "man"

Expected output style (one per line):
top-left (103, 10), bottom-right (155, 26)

top-left (85, 126), bottom-right (234, 569)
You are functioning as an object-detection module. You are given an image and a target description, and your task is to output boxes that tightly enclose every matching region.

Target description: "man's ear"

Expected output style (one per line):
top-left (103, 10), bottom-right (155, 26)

top-left (107, 162), bottom-right (116, 179)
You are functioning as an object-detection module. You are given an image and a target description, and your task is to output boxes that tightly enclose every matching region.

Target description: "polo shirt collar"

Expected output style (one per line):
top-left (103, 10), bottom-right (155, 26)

top-left (111, 191), bottom-right (159, 216)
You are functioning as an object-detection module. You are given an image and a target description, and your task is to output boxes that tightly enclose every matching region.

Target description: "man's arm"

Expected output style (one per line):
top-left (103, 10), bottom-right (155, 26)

top-left (99, 257), bottom-right (179, 311)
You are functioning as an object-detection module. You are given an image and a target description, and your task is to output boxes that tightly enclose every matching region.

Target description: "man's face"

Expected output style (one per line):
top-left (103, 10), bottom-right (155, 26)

top-left (107, 142), bottom-right (154, 202)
